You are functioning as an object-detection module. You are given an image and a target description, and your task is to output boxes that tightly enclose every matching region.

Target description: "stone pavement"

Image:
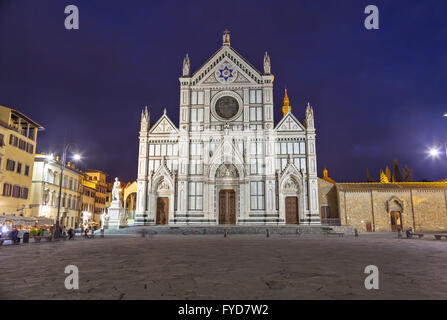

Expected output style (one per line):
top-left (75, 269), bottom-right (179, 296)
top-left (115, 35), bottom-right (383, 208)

top-left (0, 234), bottom-right (446, 299)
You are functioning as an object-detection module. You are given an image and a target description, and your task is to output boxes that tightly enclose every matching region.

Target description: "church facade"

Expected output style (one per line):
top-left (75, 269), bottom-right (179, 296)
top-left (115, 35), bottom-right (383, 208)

top-left (135, 31), bottom-right (320, 226)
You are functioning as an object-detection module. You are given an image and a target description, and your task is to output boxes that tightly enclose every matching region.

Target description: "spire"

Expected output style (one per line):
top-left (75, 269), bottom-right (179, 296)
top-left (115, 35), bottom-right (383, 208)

top-left (263, 52), bottom-right (271, 74)
top-left (223, 29), bottom-right (230, 46)
top-left (182, 54), bottom-right (190, 77)
top-left (140, 106), bottom-right (150, 132)
top-left (282, 88), bottom-right (291, 117)
top-left (323, 168), bottom-right (328, 178)
top-left (304, 102), bottom-right (315, 129)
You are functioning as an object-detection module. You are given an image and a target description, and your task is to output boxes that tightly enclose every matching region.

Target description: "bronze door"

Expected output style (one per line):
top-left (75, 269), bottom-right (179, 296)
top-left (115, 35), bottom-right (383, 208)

top-left (219, 190), bottom-right (236, 224)
top-left (156, 197), bottom-right (169, 225)
top-left (285, 196), bottom-right (299, 224)
top-left (390, 211), bottom-right (402, 232)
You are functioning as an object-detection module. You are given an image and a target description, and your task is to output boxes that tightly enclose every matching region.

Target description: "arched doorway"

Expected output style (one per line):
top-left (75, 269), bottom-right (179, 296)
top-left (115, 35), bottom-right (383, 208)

top-left (156, 197), bottom-right (169, 225)
top-left (219, 189), bottom-right (236, 224)
top-left (155, 178), bottom-right (171, 225)
top-left (285, 196), bottom-right (299, 224)
top-left (282, 177), bottom-right (301, 225)
top-left (215, 164), bottom-right (239, 225)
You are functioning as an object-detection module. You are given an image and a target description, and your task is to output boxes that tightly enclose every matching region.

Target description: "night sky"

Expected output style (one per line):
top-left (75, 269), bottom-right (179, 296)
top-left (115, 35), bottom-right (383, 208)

top-left (1, 0), bottom-right (446, 183)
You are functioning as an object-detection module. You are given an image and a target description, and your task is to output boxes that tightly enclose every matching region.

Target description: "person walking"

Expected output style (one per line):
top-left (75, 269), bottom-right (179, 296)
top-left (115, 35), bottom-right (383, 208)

top-left (68, 228), bottom-right (74, 240)
top-left (84, 228), bottom-right (90, 239)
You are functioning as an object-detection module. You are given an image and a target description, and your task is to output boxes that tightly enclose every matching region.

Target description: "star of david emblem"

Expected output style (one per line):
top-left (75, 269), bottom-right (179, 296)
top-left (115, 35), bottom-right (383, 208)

top-left (218, 66), bottom-right (234, 81)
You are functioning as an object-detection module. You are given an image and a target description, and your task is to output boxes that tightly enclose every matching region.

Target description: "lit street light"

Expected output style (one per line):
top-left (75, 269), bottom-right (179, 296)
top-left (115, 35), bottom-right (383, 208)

top-left (428, 147), bottom-right (441, 158)
top-left (54, 144), bottom-right (81, 239)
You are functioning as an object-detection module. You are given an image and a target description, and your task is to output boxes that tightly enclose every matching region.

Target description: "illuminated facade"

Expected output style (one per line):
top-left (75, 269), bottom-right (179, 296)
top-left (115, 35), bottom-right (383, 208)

top-left (84, 170), bottom-right (108, 224)
top-left (135, 31), bottom-right (320, 226)
top-left (0, 105), bottom-right (43, 216)
top-left (30, 154), bottom-right (82, 228)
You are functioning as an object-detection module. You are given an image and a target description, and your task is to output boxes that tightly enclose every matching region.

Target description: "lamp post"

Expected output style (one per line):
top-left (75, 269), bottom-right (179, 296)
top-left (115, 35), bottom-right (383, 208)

top-left (54, 144), bottom-right (81, 239)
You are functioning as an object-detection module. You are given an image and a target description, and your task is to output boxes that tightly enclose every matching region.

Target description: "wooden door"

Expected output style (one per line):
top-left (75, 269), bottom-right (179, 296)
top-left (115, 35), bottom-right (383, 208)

top-left (390, 211), bottom-right (402, 232)
top-left (219, 190), bottom-right (236, 224)
top-left (365, 221), bottom-right (372, 232)
top-left (156, 197), bottom-right (169, 225)
top-left (285, 196), bottom-right (299, 224)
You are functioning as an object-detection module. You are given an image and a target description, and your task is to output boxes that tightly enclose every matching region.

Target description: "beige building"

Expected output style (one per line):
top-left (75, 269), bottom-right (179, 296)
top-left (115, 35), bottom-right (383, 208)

top-left (84, 170), bottom-right (108, 224)
top-left (0, 105), bottom-right (43, 215)
top-left (30, 154), bottom-right (82, 228)
top-left (318, 169), bottom-right (447, 233)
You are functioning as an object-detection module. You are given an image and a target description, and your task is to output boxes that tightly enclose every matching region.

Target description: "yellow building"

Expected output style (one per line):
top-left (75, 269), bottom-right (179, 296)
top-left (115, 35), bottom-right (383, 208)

top-left (84, 170), bottom-right (108, 224)
top-left (30, 154), bottom-right (83, 228)
top-left (80, 178), bottom-right (96, 228)
top-left (0, 106), bottom-right (43, 215)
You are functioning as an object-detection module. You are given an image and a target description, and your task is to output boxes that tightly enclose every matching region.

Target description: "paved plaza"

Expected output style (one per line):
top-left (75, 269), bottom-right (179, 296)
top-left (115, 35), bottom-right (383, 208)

top-left (1, 233), bottom-right (447, 299)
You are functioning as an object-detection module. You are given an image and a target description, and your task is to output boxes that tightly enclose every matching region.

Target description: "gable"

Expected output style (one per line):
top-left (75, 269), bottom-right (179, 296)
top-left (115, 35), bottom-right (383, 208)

top-left (149, 113), bottom-right (178, 134)
top-left (191, 46), bottom-right (263, 86)
top-left (209, 139), bottom-right (244, 166)
top-left (275, 112), bottom-right (305, 132)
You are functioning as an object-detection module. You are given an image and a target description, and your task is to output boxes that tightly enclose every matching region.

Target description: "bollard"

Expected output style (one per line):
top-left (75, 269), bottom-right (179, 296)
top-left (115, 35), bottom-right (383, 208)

top-left (266, 229), bottom-right (270, 238)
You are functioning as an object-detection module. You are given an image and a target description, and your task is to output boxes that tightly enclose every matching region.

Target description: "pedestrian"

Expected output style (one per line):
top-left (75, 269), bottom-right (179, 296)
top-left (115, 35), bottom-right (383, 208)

top-left (62, 226), bottom-right (67, 236)
top-left (10, 227), bottom-right (20, 244)
top-left (406, 227), bottom-right (413, 239)
top-left (84, 228), bottom-right (90, 239)
top-left (397, 227), bottom-right (402, 239)
top-left (68, 228), bottom-right (74, 240)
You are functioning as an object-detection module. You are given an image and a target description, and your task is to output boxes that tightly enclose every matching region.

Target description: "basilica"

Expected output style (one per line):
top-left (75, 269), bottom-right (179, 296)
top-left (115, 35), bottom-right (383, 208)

top-left (134, 31), bottom-right (320, 226)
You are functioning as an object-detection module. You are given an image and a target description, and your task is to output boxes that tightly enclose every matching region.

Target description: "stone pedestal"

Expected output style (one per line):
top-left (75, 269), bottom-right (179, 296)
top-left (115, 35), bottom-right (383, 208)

top-left (107, 200), bottom-right (125, 230)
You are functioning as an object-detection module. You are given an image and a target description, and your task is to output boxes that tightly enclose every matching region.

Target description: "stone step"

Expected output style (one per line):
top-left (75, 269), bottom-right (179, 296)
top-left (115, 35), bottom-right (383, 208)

top-left (98, 225), bottom-right (355, 236)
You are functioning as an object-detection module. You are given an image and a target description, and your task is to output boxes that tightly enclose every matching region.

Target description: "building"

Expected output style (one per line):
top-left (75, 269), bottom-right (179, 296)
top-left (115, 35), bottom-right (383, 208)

top-left (84, 170), bottom-right (108, 224)
top-left (80, 177), bottom-right (96, 228)
top-left (318, 169), bottom-right (447, 232)
top-left (135, 31), bottom-right (320, 225)
top-left (29, 154), bottom-right (83, 228)
top-left (124, 181), bottom-right (137, 223)
top-left (0, 105), bottom-right (43, 216)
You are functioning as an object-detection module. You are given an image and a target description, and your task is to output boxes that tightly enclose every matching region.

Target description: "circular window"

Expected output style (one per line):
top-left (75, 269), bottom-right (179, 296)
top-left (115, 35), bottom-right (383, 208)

top-left (214, 96), bottom-right (239, 120)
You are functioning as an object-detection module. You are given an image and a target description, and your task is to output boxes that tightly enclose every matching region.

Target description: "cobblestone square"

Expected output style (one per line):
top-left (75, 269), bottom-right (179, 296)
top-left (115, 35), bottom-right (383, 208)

top-left (1, 234), bottom-right (446, 299)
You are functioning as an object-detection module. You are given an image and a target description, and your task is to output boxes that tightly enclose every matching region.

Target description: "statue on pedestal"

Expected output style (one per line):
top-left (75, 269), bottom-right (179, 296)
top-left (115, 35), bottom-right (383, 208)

top-left (112, 177), bottom-right (121, 202)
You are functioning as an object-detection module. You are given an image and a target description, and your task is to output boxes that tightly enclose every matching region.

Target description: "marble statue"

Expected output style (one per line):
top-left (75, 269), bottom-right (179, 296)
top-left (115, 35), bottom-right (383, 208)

top-left (112, 177), bottom-right (121, 201)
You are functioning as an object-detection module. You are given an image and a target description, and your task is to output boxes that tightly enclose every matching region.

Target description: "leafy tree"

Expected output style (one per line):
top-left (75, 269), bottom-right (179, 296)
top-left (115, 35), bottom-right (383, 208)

top-left (366, 168), bottom-right (375, 182)
top-left (403, 165), bottom-right (413, 182)
top-left (380, 169), bottom-right (390, 183)
top-left (385, 166), bottom-right (392, 181)
top-left (392, 160), bottom-right (403, 182)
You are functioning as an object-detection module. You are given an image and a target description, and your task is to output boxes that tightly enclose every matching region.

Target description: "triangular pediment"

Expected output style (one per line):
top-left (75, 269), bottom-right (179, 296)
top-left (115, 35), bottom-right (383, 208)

top-left (209, 139), bottom-right (244, 166)
top-left (191, 46), bottom-right (262, 86)
top-left (275, 112), bottom-right (305, 132)
top-left (149, 112), bottom-right (178, 134)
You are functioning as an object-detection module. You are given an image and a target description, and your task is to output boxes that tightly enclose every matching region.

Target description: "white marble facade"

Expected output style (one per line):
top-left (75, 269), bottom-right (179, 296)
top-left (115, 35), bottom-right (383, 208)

top-left (135, 32), bottom-right (320, 225)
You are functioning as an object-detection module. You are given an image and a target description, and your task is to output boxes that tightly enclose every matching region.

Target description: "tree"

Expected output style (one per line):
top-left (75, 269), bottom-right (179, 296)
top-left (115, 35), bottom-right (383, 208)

top-left (385, 166), bottom-right (392, 181)
top-left (392, 160), bottom-right (403, 182)
top-left (366, 168), bottom-right (375, 182)
top-left (403, 165), bottom-right (413, 182)
top-left (380, 169), bottom-right (390, 183)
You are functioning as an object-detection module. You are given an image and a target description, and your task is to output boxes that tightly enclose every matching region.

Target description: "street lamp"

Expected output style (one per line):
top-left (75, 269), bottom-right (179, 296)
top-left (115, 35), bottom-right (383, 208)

top-left (54, 144), bottom-right (81, 239)
top-left (428, 147), bottom-right (441, 158)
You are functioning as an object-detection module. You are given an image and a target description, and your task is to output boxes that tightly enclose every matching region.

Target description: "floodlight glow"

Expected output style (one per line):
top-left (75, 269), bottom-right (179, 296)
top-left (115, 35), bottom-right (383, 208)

top-left (73, 154), bottom-right (81, 161)
top-left (428, 147), bottom-right (441, 158)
